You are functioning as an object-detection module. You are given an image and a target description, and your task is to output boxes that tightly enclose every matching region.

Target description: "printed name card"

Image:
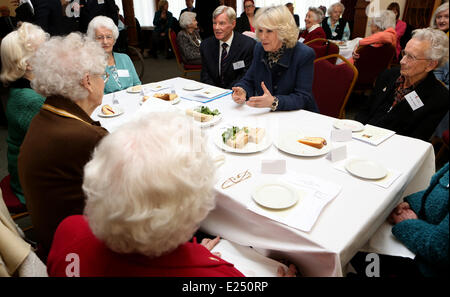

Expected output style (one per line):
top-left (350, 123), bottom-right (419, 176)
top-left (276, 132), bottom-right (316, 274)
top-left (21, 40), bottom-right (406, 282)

top-left (327, 145), bottom-right (347, 162)
top-left (261, 159), bottom-right (286, 174)
top-left (331, 129), bottom-right (352, 142)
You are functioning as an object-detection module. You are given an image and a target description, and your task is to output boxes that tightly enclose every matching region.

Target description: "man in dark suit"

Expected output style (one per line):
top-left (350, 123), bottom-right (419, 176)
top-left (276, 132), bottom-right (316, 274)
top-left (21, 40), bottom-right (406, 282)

top-left (30, 0), bottom-right (65, 36)
top-left (355, 29), bottom-right (449, 141)
top-left (79, 0), bottom-right (118, 33)
top-left (180, 0), bottom-right (196, 18)
top-left (200, 5), bottom-right (255, 89)
top-left (286, 3), bottom-right (299, 27)
top-left (195, 0), bottom-right (219, 38)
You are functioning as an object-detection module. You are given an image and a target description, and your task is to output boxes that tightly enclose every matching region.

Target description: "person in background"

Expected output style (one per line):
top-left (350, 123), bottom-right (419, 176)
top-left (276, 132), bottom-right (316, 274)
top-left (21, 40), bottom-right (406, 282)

top-left (299, 7), bottom-right (326, 43)
top-left (355, 28), bottom-right (448, 141)
top-left (236, 0), bottom-right (258, 33)
top-left (0, 23), bottom-right (48, 206)
top-left (150, 0), bottom-right (174, 59)
top-left (177, 12), bottom-right (202, 65)
top-left (321, 2), bottom-right (351, 41)
top-left (180, 0), bottom-right (196, 18)
top-left (232, 5), bottom-right (317, 112)
top-left (46, 113), bottom-right (297, 277)
top-left (0, 6), bottom-right (18, 38)
top-left (200, 5), bottom-right (255, 89)
top-left (285, 2), bottom-right (299, 27)
top-left (430, 2), bottom-right (449, 88)
top-left (87, 16), bottom-right (140, 94)
top-left (18, 33), bottom-right (109, 261)
top-left (79, 0), bottom-right (118, 33)
top-left (195, 0), bottom-right (220, 39)
top-left (387, 2), bottom-right (406, 60)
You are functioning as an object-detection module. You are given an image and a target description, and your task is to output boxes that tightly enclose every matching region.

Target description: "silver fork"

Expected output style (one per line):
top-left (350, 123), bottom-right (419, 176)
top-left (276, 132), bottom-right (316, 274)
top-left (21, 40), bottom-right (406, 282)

top-left (112, 92), bottom-right (119, 105)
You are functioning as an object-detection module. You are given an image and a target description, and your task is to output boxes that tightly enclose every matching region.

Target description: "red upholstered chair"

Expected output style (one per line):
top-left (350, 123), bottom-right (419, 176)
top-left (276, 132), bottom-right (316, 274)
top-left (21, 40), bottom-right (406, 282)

top-left (305, 38), bottom-right (340, 64)
top-left (312, 54), bottom-right (358, 119)
top-left (0, 175), bottom-right (32, 231)
top-left (168, 29), bottom-right (202, 78)
top-left (353, 43), bottom-right (396, 93)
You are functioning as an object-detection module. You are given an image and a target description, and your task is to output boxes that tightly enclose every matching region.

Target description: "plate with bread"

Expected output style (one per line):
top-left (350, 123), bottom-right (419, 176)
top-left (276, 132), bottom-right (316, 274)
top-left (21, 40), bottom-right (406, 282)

top-left (141, 93), bottom-right (180, 105)
top-left (98, 104), bottom-right (124, 118)
top-left (185, 106), bottom-right (222, 128)
top-left (126, 85), bottom-right (143, 93)
top-left (214, 125), bottom-right (271, 154)
top-left (274, 130), bottom-right (331, 157)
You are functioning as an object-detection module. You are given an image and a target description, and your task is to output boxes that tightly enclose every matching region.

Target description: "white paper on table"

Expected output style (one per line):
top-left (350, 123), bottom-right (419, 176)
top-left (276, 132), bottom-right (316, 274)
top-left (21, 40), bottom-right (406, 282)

top-left (247, 172), bottom-right (342, 232)
top-left (211, 239), bottom-right (287, 277)
top-left (359, 221), bottom-right (416, 259)
top-left (333, 156), bottom-right (402, 188)
top-left (352, 124), bottom-right (396, 146)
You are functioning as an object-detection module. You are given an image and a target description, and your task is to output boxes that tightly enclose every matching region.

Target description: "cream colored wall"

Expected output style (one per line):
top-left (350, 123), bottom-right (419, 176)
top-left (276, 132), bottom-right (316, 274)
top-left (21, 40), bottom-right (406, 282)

top-left (365, 0), bottom-right (407, 37)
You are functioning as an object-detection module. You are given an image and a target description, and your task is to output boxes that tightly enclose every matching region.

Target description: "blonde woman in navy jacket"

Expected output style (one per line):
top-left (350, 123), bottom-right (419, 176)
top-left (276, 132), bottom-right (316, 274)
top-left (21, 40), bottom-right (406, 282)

top-left (232, 5), bottom-right (318, 112)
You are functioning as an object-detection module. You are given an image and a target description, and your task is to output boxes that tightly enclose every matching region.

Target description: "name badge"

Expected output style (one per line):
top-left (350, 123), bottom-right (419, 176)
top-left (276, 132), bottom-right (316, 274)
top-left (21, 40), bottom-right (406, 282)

top-left (404, 91), bottom-right (424, 111)
top-left (298, 37), bottom-right (305, 43)
top-left (332, 31), bottom-right (338, 37)
top-left (117, 69), bottom-right (130, 77)
top-left (98, 0), bottom-right (105, 4)
top-left (233, 61), bottom-right (245, 70)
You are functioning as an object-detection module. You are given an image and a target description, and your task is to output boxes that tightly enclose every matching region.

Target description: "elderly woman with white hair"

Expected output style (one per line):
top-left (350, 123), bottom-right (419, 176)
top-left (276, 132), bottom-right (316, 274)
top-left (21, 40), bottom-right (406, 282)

top-left (18, 33), bottom-right (109, 261)
top-left (87, 15), bottom-right (141, 94)
top-left (177, 11), bottom-right (202, 65)
top-left (430, 2), bottom-right (449, 88)
top-left (45, 113), bottom-right (246, 276)
top-left (232, 5), bottom-right (318, 112)
top-left (298, 7), bottom-right (326, 43)
top-left (356, 28), bottom-right (449, 141)
top-left (351, 9), bottom-right (397, 62)
top-left (0, 23), bottom-right (48, 206)
top-left (321, 2), bottom-right (351, 41)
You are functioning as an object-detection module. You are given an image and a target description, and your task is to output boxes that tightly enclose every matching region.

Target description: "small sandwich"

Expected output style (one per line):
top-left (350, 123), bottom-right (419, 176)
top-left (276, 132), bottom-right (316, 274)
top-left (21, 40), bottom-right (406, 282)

top-left (154, 93), bottom-right (178, 101)
top-left (297, 137), bottom-right (327, 149)
top-left (247, 127), bottom-right (265, 144)
top-left (185, 109), bottom-right (213, 122)
top-left (101, 104), bottom-right (115, 115)
top-left (226, 129), bottom-right (249, 149)
top-left (131, 85), bottom-right (142, 92)
top-left (142, 95), bottom-right (150, 102)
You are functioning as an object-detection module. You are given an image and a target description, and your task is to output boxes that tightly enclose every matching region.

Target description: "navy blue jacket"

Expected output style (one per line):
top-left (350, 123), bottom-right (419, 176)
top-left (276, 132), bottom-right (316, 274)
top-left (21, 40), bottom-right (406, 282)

top-left (234, 42), bottom-right (318, 112)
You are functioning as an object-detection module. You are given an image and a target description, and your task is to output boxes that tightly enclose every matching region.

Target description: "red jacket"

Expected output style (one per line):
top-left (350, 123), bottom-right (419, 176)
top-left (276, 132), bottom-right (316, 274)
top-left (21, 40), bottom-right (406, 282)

top-left (47, 215), bottom-right (245, 277)
top-left (299, 26), bottom-right (327, 43)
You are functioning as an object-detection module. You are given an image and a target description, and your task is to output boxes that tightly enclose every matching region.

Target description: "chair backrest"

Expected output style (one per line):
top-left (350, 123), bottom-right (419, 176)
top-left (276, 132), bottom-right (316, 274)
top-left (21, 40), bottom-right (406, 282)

top-left (305, 38), bottom-right (340, 64)
top-left (312, 54), bottom-right (358, 119)
top-left (353, 43), bottom-right (395, 91)
top-left (168, 28), bottom-right (184, 69)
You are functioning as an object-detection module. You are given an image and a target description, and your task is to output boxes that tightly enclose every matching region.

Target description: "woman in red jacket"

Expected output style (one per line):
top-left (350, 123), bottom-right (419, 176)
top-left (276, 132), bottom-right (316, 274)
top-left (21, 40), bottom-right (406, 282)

top-left (299, 7), bottom-right (326, 43)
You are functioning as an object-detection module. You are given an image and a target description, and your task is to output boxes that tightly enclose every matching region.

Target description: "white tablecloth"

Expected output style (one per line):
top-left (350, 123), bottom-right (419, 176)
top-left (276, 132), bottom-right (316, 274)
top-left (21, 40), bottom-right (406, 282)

top-left (336, 38), bottom-right (362, 64)
top-left (92, 77), bottom-right (435, 276)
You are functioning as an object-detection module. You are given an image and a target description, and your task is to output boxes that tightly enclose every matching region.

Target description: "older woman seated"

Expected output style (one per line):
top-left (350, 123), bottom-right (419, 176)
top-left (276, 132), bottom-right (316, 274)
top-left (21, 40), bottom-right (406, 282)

top-left (18, 33), bottom-right (109, 261)
top-left (321, 2), bottom-right (351, 41)
top-left (299, 7), bottom-right (326, 43)
top-left (87, 16), bottom-right (141, 94)
top-left (232, 5), bottom-right (318, 112)
top-left (0, 22), bottom-right (48, 205)
top-left (45, 113), bottom-right (293, 276)
top-left (177, 11), bottom-right (202, 65)
top-left (351, 10), bottom-right (397, 62)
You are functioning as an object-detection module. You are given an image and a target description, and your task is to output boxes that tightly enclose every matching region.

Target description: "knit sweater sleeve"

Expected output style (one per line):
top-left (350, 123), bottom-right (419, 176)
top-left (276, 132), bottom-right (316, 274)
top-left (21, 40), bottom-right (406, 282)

top-left (16, 89), bottom-right (45, 133)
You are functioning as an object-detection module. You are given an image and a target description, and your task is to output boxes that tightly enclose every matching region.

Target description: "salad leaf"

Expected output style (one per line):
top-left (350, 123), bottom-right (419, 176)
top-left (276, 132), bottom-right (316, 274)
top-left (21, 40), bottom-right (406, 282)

top-left (195, 106), bottom-right (220, 116)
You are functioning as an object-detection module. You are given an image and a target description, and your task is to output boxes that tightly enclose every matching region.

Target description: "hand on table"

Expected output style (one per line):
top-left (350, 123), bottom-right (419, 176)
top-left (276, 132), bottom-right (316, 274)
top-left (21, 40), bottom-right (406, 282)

top-left (201, 236), bottom-right (221, 258)
top-left (246, 82), bottom-right (274, 108)
top-left (232, 86), bottom-right (247, 104)
top-left (388, 202), bottom-right (418, 224)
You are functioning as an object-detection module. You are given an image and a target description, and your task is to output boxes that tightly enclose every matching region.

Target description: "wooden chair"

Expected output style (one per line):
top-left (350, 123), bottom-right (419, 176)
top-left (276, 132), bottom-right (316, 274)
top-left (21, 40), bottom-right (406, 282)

top-left (312, 54), bottom-right (358, 119)
top-left (168, 29), bottom-right (202, 78)
top-left (0, 175), bottom-right (32, 231)
top-left (127, 45), bottom-right (145, 81)
top-left (353, 43), bottom-right (396, 93)
top-left (305, 38), bottom-right (340, 64)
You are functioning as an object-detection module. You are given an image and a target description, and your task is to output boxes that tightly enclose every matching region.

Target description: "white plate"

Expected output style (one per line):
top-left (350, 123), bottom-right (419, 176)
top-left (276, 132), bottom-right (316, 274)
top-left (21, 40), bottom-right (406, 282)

top-left (98, 105), bottom-right (124, 118)
top-left (333, 119), bottom-right (364, 132)
top-left (345, 159), bottom-right (387, 180)
top-left (214, 126), bottom-right (272, 154)
top-left (198, 113), bottom-right (223, 128)
top-left (274, 130), bottom-right (331, 157)
top-left (145, 83), bottom-right (169, 92)
top-left (252, 182), bottom-right (299, 209)
top-left (126, 85), bottom-right (142, 93)
top-left (183, 83), bottom-right (203, 91)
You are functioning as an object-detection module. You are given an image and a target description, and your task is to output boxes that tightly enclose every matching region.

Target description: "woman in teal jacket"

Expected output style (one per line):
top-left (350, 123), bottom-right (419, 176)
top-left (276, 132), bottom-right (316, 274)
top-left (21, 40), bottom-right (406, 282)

top-left (87, 16), bottom-right (141, 94)
top-left (0, 23), bottom-right (48, 204)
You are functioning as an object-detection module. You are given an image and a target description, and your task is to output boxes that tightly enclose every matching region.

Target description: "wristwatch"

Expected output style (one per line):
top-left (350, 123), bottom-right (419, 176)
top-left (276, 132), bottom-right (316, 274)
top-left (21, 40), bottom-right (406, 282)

top-left (271, 97), bottom-right (279, 111)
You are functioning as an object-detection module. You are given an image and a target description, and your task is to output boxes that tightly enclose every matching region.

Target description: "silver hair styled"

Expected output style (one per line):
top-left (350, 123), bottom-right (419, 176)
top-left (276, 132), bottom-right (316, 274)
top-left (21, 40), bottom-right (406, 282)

top-left (82, 113), bottom-right (217, 257)
top-left (308, 7), bottom-right (324, 22)
top-left (370, 10), bottom-right (396, 30)
top-left (430, 2), bottom-right (449, 28)
top-left (86, 15), bottom-right (120, 41)
top-left (412, 28), bottom-right (449, 68)
top-left (254, 5), bottom-right (299, 48)
top-left (327, 2), bottom-right (345, 16)
top-left (179, 11), bottom-right (197, 29)
top-left (30, 33), bottom-right (107, 101)
top-left (212, 5), bottom-right (236, 23)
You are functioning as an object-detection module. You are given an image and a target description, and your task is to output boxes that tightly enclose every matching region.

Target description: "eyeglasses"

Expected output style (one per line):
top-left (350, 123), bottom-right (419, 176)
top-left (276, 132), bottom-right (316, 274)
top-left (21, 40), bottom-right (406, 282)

top-left (95, 35), bottom-right (114, 41)
top-left (401, 50), bottom-right (430, 62)
top-left (101, 73), bottom-right (110, 83)
top-left (244, 5), bottom-right (255, 9)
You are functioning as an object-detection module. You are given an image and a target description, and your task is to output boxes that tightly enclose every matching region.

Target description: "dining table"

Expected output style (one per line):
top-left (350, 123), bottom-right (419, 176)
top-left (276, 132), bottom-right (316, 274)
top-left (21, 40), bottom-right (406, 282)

top-left (92, 77), bottom-right (436, 277)
top-left (334, 37), bottom-right (362, 64)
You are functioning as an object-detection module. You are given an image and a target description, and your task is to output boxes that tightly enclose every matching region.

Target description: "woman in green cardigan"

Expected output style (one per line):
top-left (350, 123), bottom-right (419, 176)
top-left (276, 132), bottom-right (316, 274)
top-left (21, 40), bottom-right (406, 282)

top-left (0, 22), bottom-right (48, 204)
top-left (87, 16), bottom-right (141, 94)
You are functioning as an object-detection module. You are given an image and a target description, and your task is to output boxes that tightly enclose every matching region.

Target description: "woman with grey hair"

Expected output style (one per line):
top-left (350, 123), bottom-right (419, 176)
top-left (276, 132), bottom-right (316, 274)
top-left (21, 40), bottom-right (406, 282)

top-left (351, 10), bottom-right (397, 62)
top-left (299, 7), bottom-right (326, 43)
top-left (0, 22), bottom-right (48, 206)
top-left (233, 5), bottom-right (318, 112)
top-left (87, 15), bottom-right (141, 94)
top-left (177, 11), bottom-right (202, 64)
top-left (322, 2), bottom-right (351, 41)
top-left (430, 2), bottom-right (449, 88)
top-left (18, 33), bottom-right (109, 261)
